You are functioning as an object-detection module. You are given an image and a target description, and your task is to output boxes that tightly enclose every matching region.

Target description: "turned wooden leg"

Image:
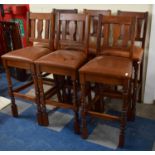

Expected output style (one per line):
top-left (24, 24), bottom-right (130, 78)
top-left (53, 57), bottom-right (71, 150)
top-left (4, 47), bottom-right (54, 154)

top-left (59, 76), bottom-right (67, 103)
top-left (81, 83), bottom-right (88, 139)
top-left (67, 76), bottom-right (72, 103)
top-left (3, 60), bottom-right (18, 117)
top-left (99, 85), bottom-right (104, 112)
top-left (118, 79), bottom-right (129, 147)
top-left (138, 59), bottom-right (143, 103)
top-left (72, 79), bottom-right (80, 134)
top-left (94, 84), bottom-right (104, 112)
top-left (127, 80), bottom-right (132, 121)
top-left (53, 74), bottom-right (63, 103)
top-left (31, 64), bottom-right (43, 125)
top-left (131, 61), bottom-right (139, 121)
top-left (94, 83), bottom-right (100, 112)
top-left (36, 65), bottom-right (49, 126)
top-left (87, 83), bottom-right (92, 103)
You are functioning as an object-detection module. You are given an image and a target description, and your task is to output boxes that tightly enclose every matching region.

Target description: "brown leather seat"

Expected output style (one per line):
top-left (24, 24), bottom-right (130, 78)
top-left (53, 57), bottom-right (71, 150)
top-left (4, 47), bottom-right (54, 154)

top-left (35, 50), bottom-right (87, 70)
top-left (2, 46), bottom-right (51, 63)
top-left (101, 46), bottom-right (143, 61)
top-left (80, 55), bottom-right (132, 78)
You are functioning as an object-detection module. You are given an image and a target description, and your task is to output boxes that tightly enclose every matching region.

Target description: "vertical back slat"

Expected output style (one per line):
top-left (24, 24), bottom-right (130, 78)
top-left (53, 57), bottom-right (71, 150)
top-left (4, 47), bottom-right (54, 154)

top-left (103, 24), bottom-right (110, 47)
top-left (113, 24), bottom-right (121, 47)
top-left (49, 13), bottom-right (55, 51)
top-left (122, 25), bottom-right (130, 48)
top-left (56, 12), bottom-right (60, 49)
top-left (136, 18), bottom-right (143, 39)
top-left (92, 18), bottom-right (98, 35)
top-left (84, 14), bottom-right (90, 55)
top-left (37, 19), bottom-right (43, 39)
top-left (68, 21), bottom-right (76, 41)
top-left (45, 20), bottom-right (49, 39)
top-left (31, 19), bottom-right (35, 38)
top-left (78, 21), bottom-right (84, 42)
top-left (62, 20), bottom-right (67, 40)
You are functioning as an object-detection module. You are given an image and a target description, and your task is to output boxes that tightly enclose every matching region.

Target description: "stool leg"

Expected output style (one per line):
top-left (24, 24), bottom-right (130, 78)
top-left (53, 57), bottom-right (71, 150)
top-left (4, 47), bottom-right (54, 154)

top-left (53, 74), bottom-right (63, 103)
top-left (127, 79), bottom-right (132, 121)
top-left (36, 65), bottom-right (49, 126)
top-left (132, 62), bottom-right (139, 121)
top-left (99, 85), bottom-right (104, 113)
top-left (62, 76), bottom-right (67, 102)
top-left (81, 83), bottom-right (88, 139)
top-left (72, 79), bottom-right (80, 134)
top-left (31, 64), bottom-right (43, 125)
top-left (138, 60), bottom-right (143, 103)
top-left (3, 61), bottom-right (18, 117)
top-left (118, 79), bottom-right (129, 147)
top-left (87, 83), bottom-right (92, 105)
top-left (67, 76), bottom-right (72, 103)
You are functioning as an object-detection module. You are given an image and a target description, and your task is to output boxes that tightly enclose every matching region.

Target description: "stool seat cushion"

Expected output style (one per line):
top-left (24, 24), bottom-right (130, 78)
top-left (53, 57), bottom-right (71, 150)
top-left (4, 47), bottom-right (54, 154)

top-left (79, 55), bottom-right (132, 79)
top-left (35, 49), bottom-right (87, 70)
top-left (2, 46), bottom-right (51, 63)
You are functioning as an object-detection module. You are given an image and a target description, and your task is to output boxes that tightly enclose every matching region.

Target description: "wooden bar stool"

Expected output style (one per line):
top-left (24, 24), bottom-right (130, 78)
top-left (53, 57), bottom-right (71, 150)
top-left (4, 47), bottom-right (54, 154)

top-left (79, 15), bottom-right (136, 147)
top-left (35, 13), bottom-right (90, 133)
top-left (117, 11), bottom-right (148, 120)
top-left (1, 12), bottom-right (55, 125)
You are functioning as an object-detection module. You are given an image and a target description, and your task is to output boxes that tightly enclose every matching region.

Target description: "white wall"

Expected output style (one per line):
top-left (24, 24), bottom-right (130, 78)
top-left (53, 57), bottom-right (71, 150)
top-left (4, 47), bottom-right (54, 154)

top-left (30, 4), bottom-right (153, 103)
top-left (30, 4), bottom-right (151, 13)
top-left (144, 5), bottom-right (155, 104)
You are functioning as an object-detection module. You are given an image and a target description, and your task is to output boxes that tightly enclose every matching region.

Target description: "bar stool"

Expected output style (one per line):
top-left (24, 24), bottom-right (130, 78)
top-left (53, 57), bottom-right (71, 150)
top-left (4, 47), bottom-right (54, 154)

top-left (79, 15), bottom-right (136, 147)
top-left (35, 13), bottom-right (90, 133)
top-left (1, 12), bottom-right (55, 125)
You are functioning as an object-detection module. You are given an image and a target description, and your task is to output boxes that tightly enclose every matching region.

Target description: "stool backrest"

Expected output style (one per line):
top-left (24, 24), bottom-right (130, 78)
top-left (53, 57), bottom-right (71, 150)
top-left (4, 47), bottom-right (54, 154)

top-left (117, 11), bottom-right (148, 48)
top-left (56, 13), bottom-right (90, 55)
top-left (97, 15), bottom-right (136, 59)
top-left (52, 9), bottom-right (78, 49)
top-left (27, 12), bottom-right (55, 50)
top-left (53, 9), bottom-right (78, 30)
top-left (83, 9), bottom-right (111, 36)
top-left (83, 9), bottom-right (111, 55)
